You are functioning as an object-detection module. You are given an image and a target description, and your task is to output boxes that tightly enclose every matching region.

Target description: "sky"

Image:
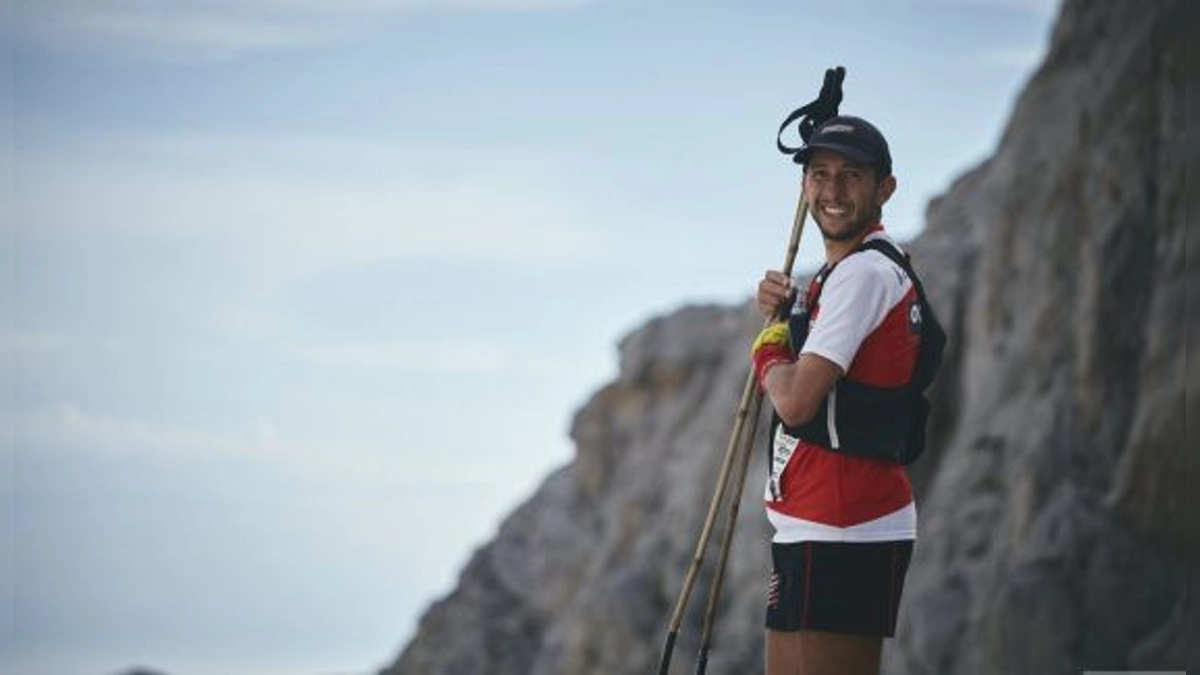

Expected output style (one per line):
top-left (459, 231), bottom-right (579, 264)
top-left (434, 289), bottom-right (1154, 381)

top-left (3, 1), bottom-right (1059, 674)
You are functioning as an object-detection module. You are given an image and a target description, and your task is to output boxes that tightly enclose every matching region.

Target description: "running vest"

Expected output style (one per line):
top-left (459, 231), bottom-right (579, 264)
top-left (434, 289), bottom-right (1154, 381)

top-left (774, 239), bottom-right (946, 465)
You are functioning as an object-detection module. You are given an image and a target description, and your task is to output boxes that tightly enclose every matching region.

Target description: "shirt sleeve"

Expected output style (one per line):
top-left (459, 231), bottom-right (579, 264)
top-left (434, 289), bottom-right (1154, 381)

top-left (799, 253), bottom-right (905, 371)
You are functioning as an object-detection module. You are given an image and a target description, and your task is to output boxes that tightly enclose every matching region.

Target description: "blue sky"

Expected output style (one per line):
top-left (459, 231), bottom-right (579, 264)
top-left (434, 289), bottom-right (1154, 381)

top-left (4, 1), bottom-right (1058, 673)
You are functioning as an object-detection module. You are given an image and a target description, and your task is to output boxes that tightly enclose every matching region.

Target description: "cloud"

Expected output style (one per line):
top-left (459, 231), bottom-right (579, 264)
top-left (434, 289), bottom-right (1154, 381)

top-left (0, 330), bottom-right (73, 356)
top-left (11, 401), bottom-right (411, 479)
top-left (19, 0), bottom-right (596, 61)
top-left (21, 131), bottom-right (609, 284)
top-left (23, 3), bottom-right (329, 61)
top-left (10, 394), bottom-right (567, 491)
top-left (0, 330), bottom-right (133, 359)
top-left (975, 44), bottom-right (1049, 69)
top-left (284, 338), bottom-right (515, 374)
top-left (929, 0), bottom-right (1060, 12)
top-left (15, 403), bottom-right (285, 461)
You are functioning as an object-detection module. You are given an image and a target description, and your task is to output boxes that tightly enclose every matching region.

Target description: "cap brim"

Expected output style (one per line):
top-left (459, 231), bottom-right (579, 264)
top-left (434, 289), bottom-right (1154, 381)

top-left (796, 141), bottom-right (877, 166)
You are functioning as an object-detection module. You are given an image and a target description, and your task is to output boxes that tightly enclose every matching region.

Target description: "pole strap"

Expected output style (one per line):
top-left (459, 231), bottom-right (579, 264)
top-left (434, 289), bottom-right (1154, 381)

top-left (776, 66), bottom-right (846, 163)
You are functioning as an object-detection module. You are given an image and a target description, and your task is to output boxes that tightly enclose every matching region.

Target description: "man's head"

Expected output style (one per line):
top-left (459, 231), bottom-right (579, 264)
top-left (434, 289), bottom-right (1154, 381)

top-left (798, 116), bottom-right (897, 244)
top-left (796, 115), bottom-right (892, 178)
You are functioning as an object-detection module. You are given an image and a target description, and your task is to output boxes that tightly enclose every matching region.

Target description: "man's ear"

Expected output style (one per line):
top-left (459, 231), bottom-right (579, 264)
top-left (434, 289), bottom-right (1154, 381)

top-left (876, 174), bottom-right (897, 207)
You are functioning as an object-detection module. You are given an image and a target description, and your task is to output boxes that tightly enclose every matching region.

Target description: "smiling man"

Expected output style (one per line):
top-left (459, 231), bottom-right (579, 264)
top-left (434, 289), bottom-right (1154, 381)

top-left (752, 116), bottom-right (924, 675)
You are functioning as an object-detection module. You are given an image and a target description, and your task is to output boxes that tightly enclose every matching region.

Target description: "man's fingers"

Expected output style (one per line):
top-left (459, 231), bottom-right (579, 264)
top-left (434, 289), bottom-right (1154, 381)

top-left (757, 271), bottom-right (796, 319)
top-left (760, 271), bottom-right (793, 299)
top-left (764, 270), bottom-right (793, 287)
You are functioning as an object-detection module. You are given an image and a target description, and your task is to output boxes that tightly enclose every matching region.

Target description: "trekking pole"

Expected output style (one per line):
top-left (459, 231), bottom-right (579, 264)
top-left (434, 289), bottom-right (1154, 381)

top-left (657, 190), bottom-right (807, 675)
top-left (656, 368), bottom-right (760, 675)
top-left (654, 65), bottom-right (844, 675)
top-left (693, 192), bottom-right (808, 675)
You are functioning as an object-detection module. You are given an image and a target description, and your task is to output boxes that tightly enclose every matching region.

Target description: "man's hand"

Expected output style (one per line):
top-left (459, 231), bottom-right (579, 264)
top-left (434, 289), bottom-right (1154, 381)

top-left (751, 322), bottom-right (796, 390)
top-left (757, 271), bottom-right (795, 319)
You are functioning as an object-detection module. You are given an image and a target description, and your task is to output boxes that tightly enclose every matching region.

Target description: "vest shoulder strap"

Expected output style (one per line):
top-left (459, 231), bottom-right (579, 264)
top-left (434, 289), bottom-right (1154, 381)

top-left (854, 238), bottom-right (946, 393)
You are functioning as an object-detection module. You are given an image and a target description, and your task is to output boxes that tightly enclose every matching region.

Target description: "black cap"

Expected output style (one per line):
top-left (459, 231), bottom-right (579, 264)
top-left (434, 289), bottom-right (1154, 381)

top-left (796, 115), bottom-right (892, 176)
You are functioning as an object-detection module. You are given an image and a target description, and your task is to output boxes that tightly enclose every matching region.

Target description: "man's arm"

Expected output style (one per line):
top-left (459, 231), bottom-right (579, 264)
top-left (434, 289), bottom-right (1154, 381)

top-left (761, 353), bottom-right (843, 427)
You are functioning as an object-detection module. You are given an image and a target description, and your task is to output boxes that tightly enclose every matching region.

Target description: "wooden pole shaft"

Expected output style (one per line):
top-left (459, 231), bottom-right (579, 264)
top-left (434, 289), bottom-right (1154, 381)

top-left (656, 185), bottom-right (809, 674)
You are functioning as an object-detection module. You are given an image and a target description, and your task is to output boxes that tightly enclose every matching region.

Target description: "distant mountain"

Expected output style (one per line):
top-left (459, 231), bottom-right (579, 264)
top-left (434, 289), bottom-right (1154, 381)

top-left (379, 0), bottom-right (1196, 672)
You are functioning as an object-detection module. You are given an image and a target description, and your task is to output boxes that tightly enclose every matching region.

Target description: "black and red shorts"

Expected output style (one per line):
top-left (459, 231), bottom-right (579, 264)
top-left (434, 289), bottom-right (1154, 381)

top-left (765, 540), bottom-right (913, 637)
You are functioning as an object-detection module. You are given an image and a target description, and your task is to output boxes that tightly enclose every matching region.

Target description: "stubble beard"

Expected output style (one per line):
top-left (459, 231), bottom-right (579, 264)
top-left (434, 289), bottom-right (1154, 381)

top-left (815, 206), bottom-right (879, 243)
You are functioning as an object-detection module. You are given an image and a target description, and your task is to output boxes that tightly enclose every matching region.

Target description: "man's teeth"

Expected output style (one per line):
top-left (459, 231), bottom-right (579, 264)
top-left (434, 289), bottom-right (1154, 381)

top-left (823, 205), bottom-right (847, 215)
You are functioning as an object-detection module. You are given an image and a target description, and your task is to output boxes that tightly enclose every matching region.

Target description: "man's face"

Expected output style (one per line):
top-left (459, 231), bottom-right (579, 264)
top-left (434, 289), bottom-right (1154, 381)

top-left (803, 149), bottom-right (897, 243)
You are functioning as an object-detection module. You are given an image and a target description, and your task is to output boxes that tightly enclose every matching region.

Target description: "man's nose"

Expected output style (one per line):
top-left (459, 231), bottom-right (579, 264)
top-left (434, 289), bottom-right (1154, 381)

top-left (823, 175), bottom-right (848, 197)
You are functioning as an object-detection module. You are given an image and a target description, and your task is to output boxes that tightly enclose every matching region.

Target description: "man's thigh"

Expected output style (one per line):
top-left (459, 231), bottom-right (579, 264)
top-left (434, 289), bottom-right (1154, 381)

top-left (766, 629), bottom-right (882, 675)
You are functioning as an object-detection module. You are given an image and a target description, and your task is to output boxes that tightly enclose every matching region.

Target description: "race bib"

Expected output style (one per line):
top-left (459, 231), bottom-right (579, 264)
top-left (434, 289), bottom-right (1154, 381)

top-left (766, 426), bottom-right (800, 502)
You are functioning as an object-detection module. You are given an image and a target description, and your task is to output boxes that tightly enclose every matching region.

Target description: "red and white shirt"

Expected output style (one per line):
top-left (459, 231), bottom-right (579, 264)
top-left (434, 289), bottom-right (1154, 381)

top-left (765, 227), bottom-right (920, 543)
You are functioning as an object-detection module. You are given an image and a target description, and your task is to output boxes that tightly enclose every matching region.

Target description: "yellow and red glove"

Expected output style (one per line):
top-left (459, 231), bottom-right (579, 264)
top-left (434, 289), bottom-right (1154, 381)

top-left (751, 322), bottom-right (796, 390)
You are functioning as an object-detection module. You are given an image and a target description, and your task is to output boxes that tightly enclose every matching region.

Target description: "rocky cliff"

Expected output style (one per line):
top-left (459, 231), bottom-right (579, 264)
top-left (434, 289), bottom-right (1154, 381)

top-left (381, 0), bottom-right (1196, 672)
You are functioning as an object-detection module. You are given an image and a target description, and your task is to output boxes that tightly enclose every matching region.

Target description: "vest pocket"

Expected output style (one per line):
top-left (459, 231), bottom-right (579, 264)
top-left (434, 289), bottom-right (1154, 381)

top-left (788, 379), bottom-right (923, 464)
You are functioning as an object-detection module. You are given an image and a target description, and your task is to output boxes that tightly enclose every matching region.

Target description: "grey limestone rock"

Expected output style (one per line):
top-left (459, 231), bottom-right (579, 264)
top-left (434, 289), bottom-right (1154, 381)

top-left (382, 0), bottom-right (1196, 673)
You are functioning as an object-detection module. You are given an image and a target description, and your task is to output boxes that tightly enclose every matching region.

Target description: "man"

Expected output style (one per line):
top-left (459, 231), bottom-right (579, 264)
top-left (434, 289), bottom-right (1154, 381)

top-left (752, 115), bottom-right (921, 675)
